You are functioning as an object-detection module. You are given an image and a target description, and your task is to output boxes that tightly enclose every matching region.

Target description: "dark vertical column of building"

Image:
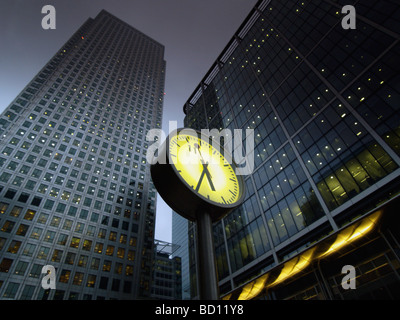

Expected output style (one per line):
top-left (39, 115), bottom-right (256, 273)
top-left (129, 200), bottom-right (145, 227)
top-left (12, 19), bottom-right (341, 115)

top-left (0, 10), bottom-right (165, 300)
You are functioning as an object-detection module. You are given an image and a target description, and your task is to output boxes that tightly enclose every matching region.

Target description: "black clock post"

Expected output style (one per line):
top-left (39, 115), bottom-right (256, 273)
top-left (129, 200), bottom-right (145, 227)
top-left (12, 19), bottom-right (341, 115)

top-left (196, 210), bottom-right (219, 299)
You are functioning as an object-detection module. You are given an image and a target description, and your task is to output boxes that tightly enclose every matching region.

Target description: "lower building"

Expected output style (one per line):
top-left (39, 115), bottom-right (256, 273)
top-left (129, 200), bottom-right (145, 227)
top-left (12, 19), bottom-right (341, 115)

top-left (172, 211), bottom-right (191, 299)
top-left (223, 194), bottom-right (400, 300)
top-left (151, 240), bottom-right (182, 300)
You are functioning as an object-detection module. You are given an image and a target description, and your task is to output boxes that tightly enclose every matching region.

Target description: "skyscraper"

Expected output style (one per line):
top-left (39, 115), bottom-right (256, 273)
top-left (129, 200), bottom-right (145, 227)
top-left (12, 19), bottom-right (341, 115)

top-left (184, 0), bottom-right (400, 299)
top-left (0, 10), bottom-right (165, 300)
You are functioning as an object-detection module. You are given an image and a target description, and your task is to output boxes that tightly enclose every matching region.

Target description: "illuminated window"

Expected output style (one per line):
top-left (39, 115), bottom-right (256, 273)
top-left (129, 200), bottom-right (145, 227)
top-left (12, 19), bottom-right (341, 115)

top-left (59, 269), bottom-right (71, 283)
top-left (23, 209), bottom-right (36, 221)
top-left (16, 224), bottom-right (29, 236)
top-left (117, 247), bottom-right (125, 259)
top-left (105, 245), bottom-right (114, 256)
top-left (37, 246), bottom-right (50, 259)
top-left (70, 237), bottom-right (80, 248)
top-left (125, 265), bottom-right (133, 276)
top-left (94, 242), bottom-right (103, 254)
top-left (127, 250), bottom-right (135, 261)
top-left (103, 260), bottom-right (112, 272)
top-left (1, 220), bottom-right (15, 233)
top-left (7, 241), bottom-right (22, 254)
top-left (44, 230), bottom-right (55, 243)
top-left (51, 249), bottom-right (63, 263)
top-left (0, 202), bottom-right (8, 214)
top-left (30, 227), bottom-right (42, 240)
top-left (86, 275), bottom-right (96, 287)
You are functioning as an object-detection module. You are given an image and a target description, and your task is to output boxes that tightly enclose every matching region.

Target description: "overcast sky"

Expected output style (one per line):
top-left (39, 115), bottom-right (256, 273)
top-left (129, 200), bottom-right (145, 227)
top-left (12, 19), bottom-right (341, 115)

top-left (0, 0), bottom-right (257, 242)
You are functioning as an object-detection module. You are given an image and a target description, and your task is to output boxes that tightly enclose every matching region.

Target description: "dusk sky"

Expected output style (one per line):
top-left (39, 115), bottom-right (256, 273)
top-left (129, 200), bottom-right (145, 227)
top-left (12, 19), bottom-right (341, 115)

top-left (0, 0), bottom-right (257, 242)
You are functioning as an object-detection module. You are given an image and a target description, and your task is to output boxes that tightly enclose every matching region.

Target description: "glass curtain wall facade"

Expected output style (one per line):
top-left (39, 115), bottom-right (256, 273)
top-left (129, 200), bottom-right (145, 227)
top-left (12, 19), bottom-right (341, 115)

top-left (0, 10), bottom-right (165, 300)
top-left (184, 0), bottom-right (400, 298)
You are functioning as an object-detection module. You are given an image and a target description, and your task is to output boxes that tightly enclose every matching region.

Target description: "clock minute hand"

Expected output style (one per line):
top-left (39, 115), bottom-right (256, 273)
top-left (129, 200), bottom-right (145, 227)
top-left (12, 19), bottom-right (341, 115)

top-left (194, 143), bottom-right (209, 171)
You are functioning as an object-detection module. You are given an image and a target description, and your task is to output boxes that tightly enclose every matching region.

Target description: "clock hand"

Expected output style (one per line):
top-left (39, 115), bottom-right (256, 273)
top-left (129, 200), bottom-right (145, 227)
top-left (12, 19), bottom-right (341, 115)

top-left (194, 143), bottom-right (213, 178)
top-left (195, 168), bottom-right (206, 192)
top-left (195, 161), bottom-right (216, 192)
top-left (192, 142), bottom-right (216, 192)
top-left (203, 163), bottom-right (216, 191)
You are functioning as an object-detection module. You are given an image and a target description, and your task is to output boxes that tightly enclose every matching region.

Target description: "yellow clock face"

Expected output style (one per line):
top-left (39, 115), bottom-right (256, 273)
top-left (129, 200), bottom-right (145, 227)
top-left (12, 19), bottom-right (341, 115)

top-left (168, 133), bottom-right (241, 206)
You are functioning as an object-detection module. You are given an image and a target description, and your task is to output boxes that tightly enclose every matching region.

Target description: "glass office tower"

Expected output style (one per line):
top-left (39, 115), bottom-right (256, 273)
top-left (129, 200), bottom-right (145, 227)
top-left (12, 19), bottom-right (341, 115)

top-left (0, 10), bottom-right (165, 299)
top-left (184, 0), bottom-right (400, 299)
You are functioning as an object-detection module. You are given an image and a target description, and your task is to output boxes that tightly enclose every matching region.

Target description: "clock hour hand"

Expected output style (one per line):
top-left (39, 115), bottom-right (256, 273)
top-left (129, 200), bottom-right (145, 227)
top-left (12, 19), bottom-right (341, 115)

top-left (195, 169), bottom-right (206, 192)
top-left (195, 162), bottom-right (216, 192)
top-left (203, 163), bottom-right (216, 191)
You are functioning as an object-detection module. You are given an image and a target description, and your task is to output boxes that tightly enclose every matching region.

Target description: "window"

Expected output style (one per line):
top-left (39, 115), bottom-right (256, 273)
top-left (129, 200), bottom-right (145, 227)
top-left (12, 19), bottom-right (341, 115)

top-left (20, 285), bottom-right (35, 299)
top-left (51, 249), bottom-right (63, 262)
top-left (0, 202), bottom-right (8, 214)
top-left (73, 272), bottom-right (84, 286)
top-left (78, 255), bottom-right (88, 267)
top-left (37, 246), bottom-right (50, 259)
top-left (1, 220), bottom-right (15, 233)
top-left (10, 206), bottom-right (22, 217)
top-left (63, 219), bottom-right (73, 230)
top-left (44, 230), bottom-right (55, 243)
top-left (94, 242), bottom-right (103, 254)
top-left (83, 240), bottom-right (92, 251)
top-left (56, 203), bottom-right (66, 213)
top-left (99, 277), bottom-right (108, 289)
top-left (25, 180), bottom-right (37, 190)
top-left (29, 264), bottom-right (42, 278)
top-left (23, 243), bottom-right (36, 257)
top-left (7, 240), bottom-right (22, 254)
top-left (86, 275), bottom-right (96, 287)
top-left (15, 223), bottom-right (29, 237)
top-left (90, 257), bottom-right (100, 270)
top-left (125, 265), bottom-right (133, 276)
top-left (59, 269), bottom-right (71, 283)
top-left (117, 247), bottom-right (125, 259)
top-left (14, 261), bottom-right (28, 276)
top-left (24, 209), bottom-right (36, 221)
top-left (109, 231), bottom-right (117, 241)
top-left (43, 199), bottom-right (55, 210)
top-left (4, 189), bottom-right (16, 199)
top-left (30, 227), bottom-right (42, 239)
top-left (57, 234), bottom-right (68, 246)
top-left (0, 258), bottom-right (13, 273)
top-left (50, 216), bottom-right (61, 227)
top-left (70, 237), bottom-right (80, 248)
top-left (31, 196), bottom-right (42, 206)
top-left (3, 282), bottom-right (19, 298)
top-left (37, 213), bottom-right (49, 224)
top-left (127, 250), bottom-right (135, 261)
top-left (98, 229), bottom-right (106, 239)
top-left (103, 260), bottom-right (112, 272)
top-left (65, 252), bottom-right (76, 265)
top-left (111, 279), bottom-right (120, 291)
top-left (106, 245), bottom-right (114, 256)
